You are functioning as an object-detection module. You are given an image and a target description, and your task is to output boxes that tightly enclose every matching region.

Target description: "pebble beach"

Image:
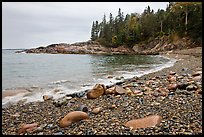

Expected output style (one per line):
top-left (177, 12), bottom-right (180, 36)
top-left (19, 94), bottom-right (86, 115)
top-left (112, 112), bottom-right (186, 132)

top-left (2, 47), bottom-right (202, 135)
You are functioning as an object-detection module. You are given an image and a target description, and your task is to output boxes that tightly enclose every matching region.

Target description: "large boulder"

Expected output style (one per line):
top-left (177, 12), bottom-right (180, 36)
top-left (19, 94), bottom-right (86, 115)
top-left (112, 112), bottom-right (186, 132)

top-left (124, 115), bottom-right (162, 129)
top-left (59, 111), bottom-right (89, 128)
top-left (87, 84), bottom-right (106, 99)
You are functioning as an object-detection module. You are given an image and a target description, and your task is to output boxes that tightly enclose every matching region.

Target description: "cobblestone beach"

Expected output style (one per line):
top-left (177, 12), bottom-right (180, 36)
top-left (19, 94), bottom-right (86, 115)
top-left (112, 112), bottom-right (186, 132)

top-left (2, 47), bottom-right (202, 135)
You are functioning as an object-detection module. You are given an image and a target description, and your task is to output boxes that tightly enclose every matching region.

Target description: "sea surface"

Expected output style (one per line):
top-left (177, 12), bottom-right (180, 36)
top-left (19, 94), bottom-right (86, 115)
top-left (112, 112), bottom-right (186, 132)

top-left (2, 49), bottom-right (177, 106)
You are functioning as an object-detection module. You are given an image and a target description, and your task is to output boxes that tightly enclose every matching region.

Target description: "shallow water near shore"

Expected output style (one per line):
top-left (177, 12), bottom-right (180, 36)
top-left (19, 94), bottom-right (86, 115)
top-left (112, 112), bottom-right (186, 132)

top-left (2, 49), bottom-right (176, 106)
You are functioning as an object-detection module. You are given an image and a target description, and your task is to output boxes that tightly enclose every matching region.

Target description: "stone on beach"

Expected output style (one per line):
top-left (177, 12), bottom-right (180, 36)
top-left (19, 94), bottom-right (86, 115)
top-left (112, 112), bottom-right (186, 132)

top-left (192, 76), bottom-right (202, 82)
top-left (105, 85), bottom-right (127, 95)
top-left (18, 123), bottom-right (38, 135)
top-left (167, 84), bottom-right (178, 90)
top-left (169, 71), bottom-right (176, 75)
top-left (92, 107), bottom-right (103, 114)
top-left (115, 85), bottom-right (127, 94)
top-left (192, 71), bottom-right (202, 77)
top-left (76, 105), bottom-right (88, 112)
top-left (167, 75), bottom-right (177, 82)
top-left (105, 86), bottom-right (116, 95)
top-left (87, 84), bottom-right (106, 99)
top-left (124, 115), bottom-right (162, 130)
top-left (43, 95), bottom-right (53, 101)
top-left (59, 111), bottom-right (89, 128)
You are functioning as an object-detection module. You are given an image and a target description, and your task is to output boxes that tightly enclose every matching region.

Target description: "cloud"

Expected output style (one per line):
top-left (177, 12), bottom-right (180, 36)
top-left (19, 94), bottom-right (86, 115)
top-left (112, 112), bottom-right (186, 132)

top-left (2, 2), bottom-right (168, 49)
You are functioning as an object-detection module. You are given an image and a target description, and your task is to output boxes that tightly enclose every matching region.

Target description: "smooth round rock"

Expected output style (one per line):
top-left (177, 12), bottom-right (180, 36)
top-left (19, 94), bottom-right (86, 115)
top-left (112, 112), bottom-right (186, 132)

top-left (59, 111), bottom-right (89, 128)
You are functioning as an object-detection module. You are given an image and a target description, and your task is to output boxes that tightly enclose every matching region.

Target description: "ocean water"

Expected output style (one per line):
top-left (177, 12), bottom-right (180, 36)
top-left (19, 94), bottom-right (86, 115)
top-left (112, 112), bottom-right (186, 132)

top-left (2, 49), bottom-right (177, 105)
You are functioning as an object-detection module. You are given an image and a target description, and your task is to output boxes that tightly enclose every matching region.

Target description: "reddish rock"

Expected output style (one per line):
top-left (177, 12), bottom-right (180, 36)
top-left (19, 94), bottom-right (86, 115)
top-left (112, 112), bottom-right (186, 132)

top-left (92, 107), bottom-right (102, 114)
top-left (124, 115), bottom-right (162, 129)
top-left (115, 85), bottom-right (127, 94)
top-left (59, 111), bottom-right (89, 128)
top-left (18, 123), bottom-right (38, 135)
top-left (87, 84), bottom-right (106, 99)
top-left (167, 84), bottom-right (178, 90)
top-left (105, 86), bottom-right (116, 95)
top-left (133, 89), bottom-right (142, 94)
top-left (168, 75), bottom-right (177, 82)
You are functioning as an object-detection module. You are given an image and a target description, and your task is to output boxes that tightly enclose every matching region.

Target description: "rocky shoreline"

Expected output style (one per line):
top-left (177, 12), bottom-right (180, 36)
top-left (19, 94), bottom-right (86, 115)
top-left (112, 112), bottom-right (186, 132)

top-left (2, 47), bottom-right (202, 135)
top-left (16, 41), bottom-right (136, 55)
top-left (15, 36), bottom-right (200, 56)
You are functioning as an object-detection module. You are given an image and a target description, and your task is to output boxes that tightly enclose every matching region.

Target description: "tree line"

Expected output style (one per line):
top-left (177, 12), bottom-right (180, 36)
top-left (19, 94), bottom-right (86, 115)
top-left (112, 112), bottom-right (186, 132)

top-left (90, 2), bottom-right (202, 48)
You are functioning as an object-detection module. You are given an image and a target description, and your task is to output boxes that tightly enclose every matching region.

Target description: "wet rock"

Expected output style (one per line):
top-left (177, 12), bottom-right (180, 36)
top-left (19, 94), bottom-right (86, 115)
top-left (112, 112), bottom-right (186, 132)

top-left (53, 97), bottom-right (68, 107)
top-left (43, 95), bottom-right (53, 101)
top-left (92, 107), bottom-right (102, 114)
top-left (59, 111), bottom-right (89, 128)
top-left (124, 115), bottom-right (162, 129)
top-left (87, 84), bottom-right (106, 99)
top-left (167, 84), bottom-right (178, 90)
top-left (115, 85), bottom-right (127, 95)
top-left (18, 123), bottom-right (38, 135)
top-left (105, 86), bottom-right (116, 95)
top-left (76, 105), bottom-right (88, 112)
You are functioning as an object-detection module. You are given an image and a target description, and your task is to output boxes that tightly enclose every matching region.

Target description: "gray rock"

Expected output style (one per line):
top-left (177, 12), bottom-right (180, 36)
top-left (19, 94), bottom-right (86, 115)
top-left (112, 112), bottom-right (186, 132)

top-left (76, 105), bottom-right (88, 112)
top-left (53, 132), bottom-right (64, 135)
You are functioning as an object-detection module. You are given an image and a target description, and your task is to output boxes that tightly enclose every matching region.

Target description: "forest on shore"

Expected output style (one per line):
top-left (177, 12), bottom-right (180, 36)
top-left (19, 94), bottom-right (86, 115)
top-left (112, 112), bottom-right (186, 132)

top-left (90, 2), bottom-right (202, 48)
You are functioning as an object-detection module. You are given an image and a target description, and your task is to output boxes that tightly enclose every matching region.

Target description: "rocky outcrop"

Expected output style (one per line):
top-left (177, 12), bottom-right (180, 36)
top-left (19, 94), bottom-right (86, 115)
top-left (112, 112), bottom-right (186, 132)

top-left (16, 41), bottom-right (135, 55)
top-left (16, 36), bottom-right (200, 55)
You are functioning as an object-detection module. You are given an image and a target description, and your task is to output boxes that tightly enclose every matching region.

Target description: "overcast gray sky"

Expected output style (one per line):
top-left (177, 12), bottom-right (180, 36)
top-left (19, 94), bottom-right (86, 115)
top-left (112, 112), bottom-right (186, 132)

top-left (2, 2), bottom-right (169, 49)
